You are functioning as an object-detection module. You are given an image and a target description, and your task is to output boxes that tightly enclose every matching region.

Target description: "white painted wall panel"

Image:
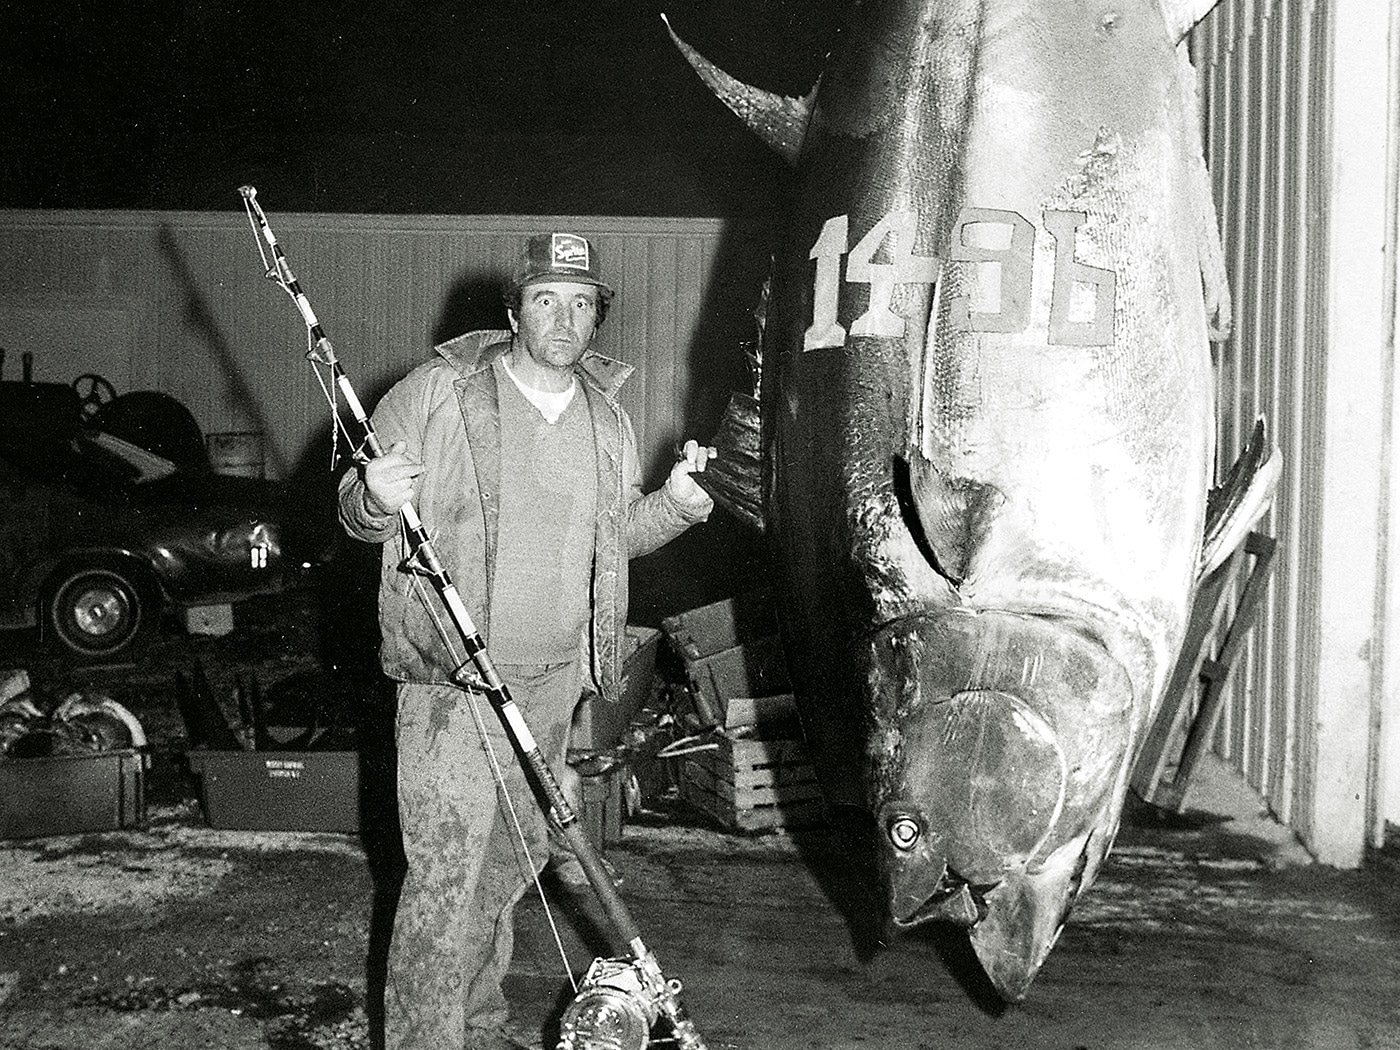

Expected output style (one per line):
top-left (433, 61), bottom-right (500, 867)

top-left (1194, 0), bottom-right (1398, 864)
top-left (0, 209), bottom-right (763, 487)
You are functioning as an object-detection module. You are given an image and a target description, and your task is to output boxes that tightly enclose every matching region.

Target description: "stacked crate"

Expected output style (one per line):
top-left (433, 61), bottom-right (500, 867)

top-left (661, 592), bottom-right (825, 832)
top-left (681, 694), bottom-right (825, 832)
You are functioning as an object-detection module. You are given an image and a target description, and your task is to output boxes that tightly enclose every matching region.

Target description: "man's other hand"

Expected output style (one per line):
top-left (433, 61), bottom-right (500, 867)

top-left (666, 438), bottom-right (717, 505)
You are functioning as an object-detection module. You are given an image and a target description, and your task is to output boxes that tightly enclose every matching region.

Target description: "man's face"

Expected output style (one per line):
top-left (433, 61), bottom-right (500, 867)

top-left (510, 281), bottom-right (601, 372)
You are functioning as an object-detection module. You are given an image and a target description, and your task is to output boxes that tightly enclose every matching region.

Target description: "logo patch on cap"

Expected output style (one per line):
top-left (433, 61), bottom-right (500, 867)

top-left (551, 233), bottom-right (591, 272)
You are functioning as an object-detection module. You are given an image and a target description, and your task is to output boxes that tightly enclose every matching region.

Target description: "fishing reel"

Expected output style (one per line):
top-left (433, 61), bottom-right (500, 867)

top-left (556, 956), bottom-right (687, 1050)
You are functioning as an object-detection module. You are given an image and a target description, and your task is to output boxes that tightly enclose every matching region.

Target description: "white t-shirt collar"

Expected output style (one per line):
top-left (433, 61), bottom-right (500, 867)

top-left (501, 357), bottom-right (576, 424)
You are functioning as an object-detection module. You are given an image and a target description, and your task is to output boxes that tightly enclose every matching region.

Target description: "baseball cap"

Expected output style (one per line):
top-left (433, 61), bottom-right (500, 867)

top-left (514, 232), bottom-right (614, 295)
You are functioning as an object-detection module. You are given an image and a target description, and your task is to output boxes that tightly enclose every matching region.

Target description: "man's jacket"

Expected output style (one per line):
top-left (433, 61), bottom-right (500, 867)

top-left (338, 330), bottom-right (709, 700)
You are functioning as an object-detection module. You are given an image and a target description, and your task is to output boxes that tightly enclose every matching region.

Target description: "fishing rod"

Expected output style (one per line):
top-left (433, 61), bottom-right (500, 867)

top-left (237, 186), bottom-right (707, 1050)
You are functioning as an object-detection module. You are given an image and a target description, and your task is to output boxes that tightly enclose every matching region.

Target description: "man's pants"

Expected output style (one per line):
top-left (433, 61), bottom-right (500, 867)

top-left (385, 660), bottom-right (582, 1050)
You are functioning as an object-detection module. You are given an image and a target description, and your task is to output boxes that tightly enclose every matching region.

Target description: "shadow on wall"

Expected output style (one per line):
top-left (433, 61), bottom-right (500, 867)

top-left (677, 209), bottom-right (784, 459)
top-left (157, 224), bottom-right (290, 477)
top-left (623, 209), bottom-right (782, 623)
top-left (433, 273), bottom-right (512, 346)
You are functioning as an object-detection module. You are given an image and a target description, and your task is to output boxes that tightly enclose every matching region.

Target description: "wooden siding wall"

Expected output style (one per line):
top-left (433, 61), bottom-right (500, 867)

top-left (0, 210), bottom-right (767, 486)
top-left (1192, 3), bottom-right (1330, 835)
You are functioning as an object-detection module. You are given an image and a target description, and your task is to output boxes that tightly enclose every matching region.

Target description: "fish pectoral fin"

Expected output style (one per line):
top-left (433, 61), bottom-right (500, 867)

top-left (1199, 417), bottom-right (1281, 578)
top-left (694, 391), bottom-right (765, 533)
top-left (898, 454), bottom-right (1004, 585)
top-left (662, 14), bottom-right (813, 166)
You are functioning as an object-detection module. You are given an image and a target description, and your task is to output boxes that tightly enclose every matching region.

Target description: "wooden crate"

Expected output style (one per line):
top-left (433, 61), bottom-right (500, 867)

top-left (682, 724), bottom-right (825, 833)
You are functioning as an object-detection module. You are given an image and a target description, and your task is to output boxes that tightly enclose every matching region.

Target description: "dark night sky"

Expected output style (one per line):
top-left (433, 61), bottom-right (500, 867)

top-left (0, 1), bottom-right (844, 217)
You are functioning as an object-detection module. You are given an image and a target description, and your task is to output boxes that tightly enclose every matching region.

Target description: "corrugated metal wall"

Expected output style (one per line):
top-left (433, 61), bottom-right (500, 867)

top-left (0, 210), bottom-right (767, 485)
top-left (1192, 1), bottom-right (1330, 826)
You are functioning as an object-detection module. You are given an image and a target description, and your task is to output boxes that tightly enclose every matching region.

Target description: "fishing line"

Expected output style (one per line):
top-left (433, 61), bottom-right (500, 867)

top-left (242, 199), bottom-right (358, 468)
top-left (243, 188), bottom-right (576, 989)
top-left (406, 561), bottom-right (580, 994)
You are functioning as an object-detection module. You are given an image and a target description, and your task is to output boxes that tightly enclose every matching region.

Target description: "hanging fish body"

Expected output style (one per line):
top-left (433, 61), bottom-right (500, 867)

top-left (670, 0), bottom-right (1268, 1001)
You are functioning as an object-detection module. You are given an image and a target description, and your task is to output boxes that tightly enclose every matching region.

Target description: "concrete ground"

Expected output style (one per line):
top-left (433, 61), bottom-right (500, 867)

top-left (2, 574), bottom-right (1398, 1050)
top-left (1, 747), bottom-right (1397, 1050)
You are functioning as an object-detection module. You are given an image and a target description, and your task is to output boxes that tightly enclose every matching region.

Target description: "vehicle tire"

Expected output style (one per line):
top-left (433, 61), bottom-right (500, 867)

top-left (45, 563), bottom-right (156, 660)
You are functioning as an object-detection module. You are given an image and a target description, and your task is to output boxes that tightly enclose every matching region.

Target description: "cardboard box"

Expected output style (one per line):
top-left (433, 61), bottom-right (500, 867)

top-left (185, 750), bottom-right (359, 833)
top-left (661, 590), bottom-right (779, 662)
top-left (0, 749), bottom-right (148, 840)
top-left (683, 635), bottom-right (792, 721)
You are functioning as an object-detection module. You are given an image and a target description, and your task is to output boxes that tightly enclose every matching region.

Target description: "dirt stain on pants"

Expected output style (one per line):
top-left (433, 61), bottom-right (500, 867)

top-left (386, 660), bottom-right (582, 1049)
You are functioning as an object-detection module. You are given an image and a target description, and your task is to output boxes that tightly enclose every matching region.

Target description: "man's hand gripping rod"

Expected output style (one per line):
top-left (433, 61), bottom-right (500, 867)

top-left (237, 186), bottom-right (707, 1050)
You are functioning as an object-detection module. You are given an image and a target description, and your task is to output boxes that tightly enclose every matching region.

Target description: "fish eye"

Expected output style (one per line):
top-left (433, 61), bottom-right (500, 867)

top-left (888, 815), bottom-right (921, 851)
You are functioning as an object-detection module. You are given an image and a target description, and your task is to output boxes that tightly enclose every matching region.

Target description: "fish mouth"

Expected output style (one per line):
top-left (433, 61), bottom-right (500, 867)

top-left (885, 861), bottom-right (989, 928)
top-left (865, 608), bottom-right (1134, 998)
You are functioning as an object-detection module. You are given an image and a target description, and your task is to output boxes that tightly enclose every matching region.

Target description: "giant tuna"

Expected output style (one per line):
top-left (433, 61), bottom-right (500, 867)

top-left (669, 0), bottom-right (1279, 1001)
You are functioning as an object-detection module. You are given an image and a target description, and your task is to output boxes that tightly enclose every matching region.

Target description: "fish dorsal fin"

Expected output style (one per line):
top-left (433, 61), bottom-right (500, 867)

top-left (1199, 418), bottom-right (1281, 578)
top-left (662, 14), bottom-right (814, 166)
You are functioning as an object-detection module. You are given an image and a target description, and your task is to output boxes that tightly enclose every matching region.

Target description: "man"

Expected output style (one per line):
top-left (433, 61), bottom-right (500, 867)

top-left (338, 231), bottom-right (714, 1050)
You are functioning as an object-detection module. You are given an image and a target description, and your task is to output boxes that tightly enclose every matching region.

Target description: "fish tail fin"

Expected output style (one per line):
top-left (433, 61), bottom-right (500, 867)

top-left (662, 14), bottom-right (814, 166)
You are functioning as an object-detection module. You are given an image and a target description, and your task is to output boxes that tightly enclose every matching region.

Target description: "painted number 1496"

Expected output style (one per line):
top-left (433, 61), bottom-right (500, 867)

top-left (803, 207), bottom-right (1117, 351)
